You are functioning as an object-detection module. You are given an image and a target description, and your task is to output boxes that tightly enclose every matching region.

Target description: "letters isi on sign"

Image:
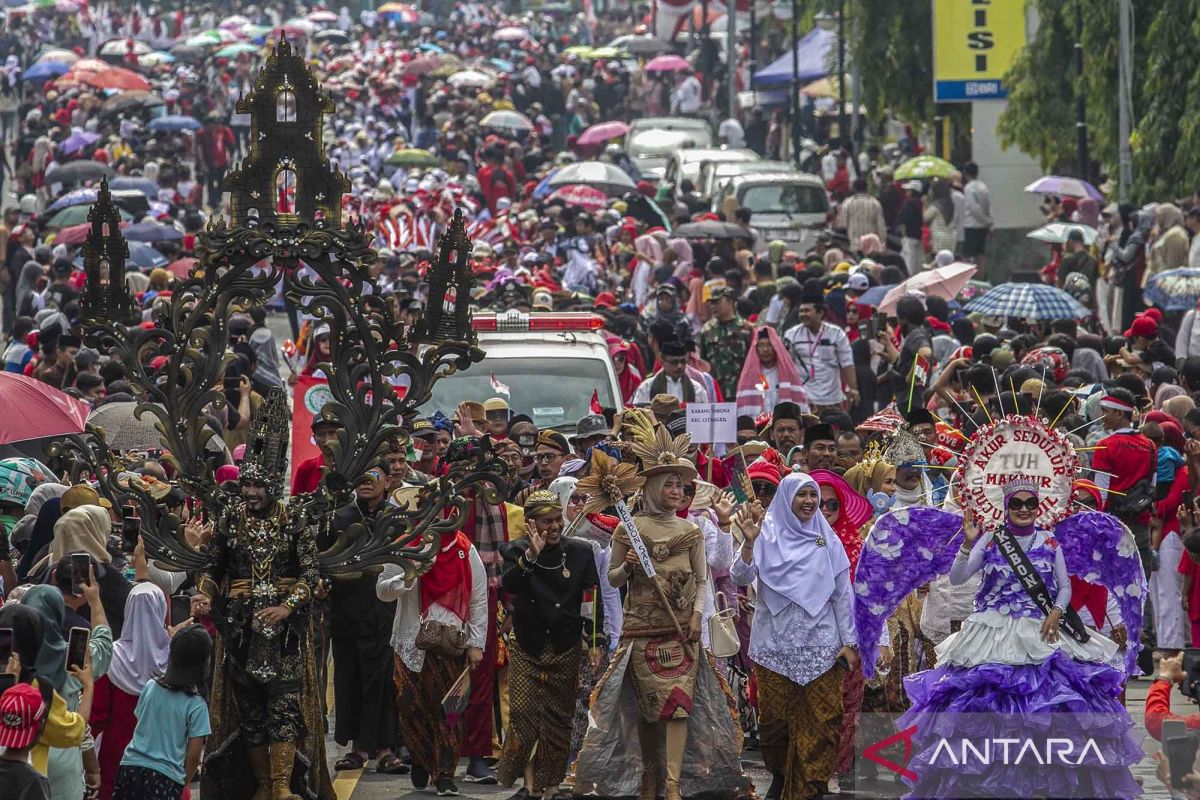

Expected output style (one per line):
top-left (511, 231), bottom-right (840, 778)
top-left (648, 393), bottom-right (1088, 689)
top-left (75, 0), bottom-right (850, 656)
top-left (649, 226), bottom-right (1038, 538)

top-left (932, 0), bottom-right (1028, 103)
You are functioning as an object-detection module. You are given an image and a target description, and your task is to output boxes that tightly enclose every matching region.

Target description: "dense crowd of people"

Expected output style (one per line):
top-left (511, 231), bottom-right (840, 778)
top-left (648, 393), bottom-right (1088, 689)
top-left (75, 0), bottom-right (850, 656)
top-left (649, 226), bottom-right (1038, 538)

top-left (3, 0), bottom-right (1200, 798)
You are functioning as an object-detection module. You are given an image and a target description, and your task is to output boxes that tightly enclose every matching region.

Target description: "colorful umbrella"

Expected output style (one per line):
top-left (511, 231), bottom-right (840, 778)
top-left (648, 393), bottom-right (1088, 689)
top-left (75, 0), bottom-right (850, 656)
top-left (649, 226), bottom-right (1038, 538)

top-left (53, 221), bottom-right (119, 245)
top-left (547, 161), bottom-right (637, 196)
top-left (963, 283), bottom-right (1090, 321)
top-left (494, 26), bottom-right (530, 41)
top-left (215, 42), bottom-right (260, 58)
top-left (21, 61), bottom-right (69, 81)
top-left (0, 457), bottom-right (56, 507)
top-left (282, 17), bottom-right (317, 34)
top-left (185, 30), bottom-right (225, 47)
top-left (45, 204), bottom-right (132, 229)
top-left (399, 56), bottom-right (440, 76)
top-left (138, 52), bottom-right (176, 67)
top-left (59, 129), bottom-right (101, 155)
top-left (385, 148), bottom-right (440, 167)
top-left (480, 109), bottom-right (533, 135)
top-left (219, 14), bottom-right (251, 29)
top-left (1144, 268), bottom-right (1200, 312)
top-left (878, 262), bottom-right (977, 314)
top-left (577, 121), bottom-right (629, 147)
top-left (1026, 222), bottom-right (1099, 247)
top-left (447, 69), bottom-right (493, 88)
top-left (167, 257), bottom-right (198, 279)
top-left (894, 155), bottom-right (955, 180)
top-left (379, 3), bottom-right (419, 23)
top-left (1023, 175), bottom-right (1104, 201)
top-left (61, 62), bottom-right (150, 91)
top-left (0, 373), bottom-right (90, 444)
top-left (33, 48), bottom-right (79, 65)
top-left (645, 54), bottom-right (690, 73)
top-left (123, 222), bottom-right (183, 242)
top-left (98, 38), bottom-right (151, 56)
top-left (148, 115), bottom-right (202, 132)
top-left (109, 176), bottom-right (159, 197)
top-left (307, 9), bottom-right (338, 23)
top-left (549, 184), bottom-right (609, 211)
top-left (581, 46), bottom-right (627, 60)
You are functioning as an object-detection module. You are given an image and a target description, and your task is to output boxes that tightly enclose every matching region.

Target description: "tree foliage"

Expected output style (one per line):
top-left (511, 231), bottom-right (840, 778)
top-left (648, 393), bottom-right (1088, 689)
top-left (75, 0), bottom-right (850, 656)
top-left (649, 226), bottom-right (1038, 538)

top-left (845, 0), bottom-right (934, 124)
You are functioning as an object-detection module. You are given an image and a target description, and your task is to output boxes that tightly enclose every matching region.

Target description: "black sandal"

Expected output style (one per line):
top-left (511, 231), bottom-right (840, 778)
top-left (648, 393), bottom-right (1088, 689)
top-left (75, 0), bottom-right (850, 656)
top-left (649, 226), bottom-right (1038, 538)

top-left (377, 753), bottom-right (410, 774)
top-left (334, 752), bottom-right (366, 771)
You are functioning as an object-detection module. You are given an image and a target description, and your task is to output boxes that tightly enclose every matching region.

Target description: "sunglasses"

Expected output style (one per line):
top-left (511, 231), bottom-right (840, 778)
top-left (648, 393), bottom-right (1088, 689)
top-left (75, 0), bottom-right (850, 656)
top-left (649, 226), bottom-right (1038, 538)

top-left (568, 494), bottom-right (587, 504)
top-left (752, 481), bottom-right (777, 497)
top-left (1008, 497), bottom-right (1040, 512)
top-left (820, 498), bottom-right (840, 511)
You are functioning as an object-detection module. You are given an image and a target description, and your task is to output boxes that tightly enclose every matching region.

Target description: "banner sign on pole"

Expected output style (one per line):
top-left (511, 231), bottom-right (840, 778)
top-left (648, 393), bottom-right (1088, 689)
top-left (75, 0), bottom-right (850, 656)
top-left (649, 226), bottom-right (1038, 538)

top-left (685, 402), bottom-right (738, 444)
top-left (932, 0), bottom-right (1027, 102)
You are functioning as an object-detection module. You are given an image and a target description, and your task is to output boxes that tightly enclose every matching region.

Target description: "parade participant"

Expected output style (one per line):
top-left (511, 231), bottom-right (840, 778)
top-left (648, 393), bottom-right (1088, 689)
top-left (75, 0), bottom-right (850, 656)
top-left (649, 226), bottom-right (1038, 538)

top-left (735, 327), bottom-right (809, 418)
top-left (699, 285), bottom-right (753, 402)
top-left (1092, 387), bottom-right (1157, 578)
top-left (854, 412), bottom-right (1148, 797)
top-left (632, 339), bottom-right (710, 405)
top-left (497, 490), bottom-right (599, 799)
top-left (731, 473), bottom-right (859, 800)
top-left (195, 394), bottom-right (332, 800)
top-left (377, 474), bottom-right (488, 796)
top-left (803, 425), bottom-right (839, 473)
top-left (326, 465), bottom-right (402, 774)
top-left (781, 292), bottom-right (858, 414)
top-left (767, 402), bottom-right (804, 455)
top-left (574, 418), bottom-right (749, 800)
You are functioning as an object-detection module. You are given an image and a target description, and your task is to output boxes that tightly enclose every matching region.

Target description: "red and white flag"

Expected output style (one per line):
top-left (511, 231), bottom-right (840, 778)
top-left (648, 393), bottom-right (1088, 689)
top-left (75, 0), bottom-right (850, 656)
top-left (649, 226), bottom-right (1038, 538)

top-left (590, 389), bottom-right (603, 414)
top-left (490, 373), bottom-right (510, 397)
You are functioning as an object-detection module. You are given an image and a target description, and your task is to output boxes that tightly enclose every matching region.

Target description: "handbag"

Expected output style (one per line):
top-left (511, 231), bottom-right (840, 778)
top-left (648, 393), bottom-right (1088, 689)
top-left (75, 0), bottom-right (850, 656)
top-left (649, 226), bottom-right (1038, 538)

top-left (415, 619), bottom-right (468, 657)
top-left (707, 591), bottom-right (741, 658)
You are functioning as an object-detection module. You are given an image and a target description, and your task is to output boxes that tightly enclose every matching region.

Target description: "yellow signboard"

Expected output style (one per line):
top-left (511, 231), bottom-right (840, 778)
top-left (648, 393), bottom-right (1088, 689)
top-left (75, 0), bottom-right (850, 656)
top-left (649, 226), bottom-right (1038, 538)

top-left (932, 0), bottom-right (1027, 102)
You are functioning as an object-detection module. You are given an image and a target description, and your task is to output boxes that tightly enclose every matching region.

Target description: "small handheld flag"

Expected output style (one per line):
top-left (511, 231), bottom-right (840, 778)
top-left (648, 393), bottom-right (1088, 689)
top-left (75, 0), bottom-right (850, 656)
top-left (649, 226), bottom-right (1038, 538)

top-left (490, 373), bottom-right (510, 397)
top-left (590, 389), bottom-right (602, 414)
top-left (442, 667), bottom-right (472, 726)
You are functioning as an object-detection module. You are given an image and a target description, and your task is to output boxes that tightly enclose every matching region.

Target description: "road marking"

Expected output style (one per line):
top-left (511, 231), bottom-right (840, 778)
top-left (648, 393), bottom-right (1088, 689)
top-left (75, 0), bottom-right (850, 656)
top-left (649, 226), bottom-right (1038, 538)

top-left (334, 768), bottom-right (362, 800)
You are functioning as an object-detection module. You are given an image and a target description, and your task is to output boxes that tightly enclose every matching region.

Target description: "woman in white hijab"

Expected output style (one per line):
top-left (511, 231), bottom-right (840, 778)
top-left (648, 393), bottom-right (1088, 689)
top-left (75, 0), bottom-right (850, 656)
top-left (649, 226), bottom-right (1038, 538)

top-left (731, 472), bottom-right (859, 800)
top-left (93, 583), bottom-right (172, 800)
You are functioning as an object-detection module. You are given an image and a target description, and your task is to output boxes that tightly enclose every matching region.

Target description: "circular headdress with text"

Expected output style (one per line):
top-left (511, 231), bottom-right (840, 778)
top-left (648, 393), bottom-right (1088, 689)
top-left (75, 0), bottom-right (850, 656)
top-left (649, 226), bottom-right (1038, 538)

top-left (955, 414), bottom-right (1080, 529)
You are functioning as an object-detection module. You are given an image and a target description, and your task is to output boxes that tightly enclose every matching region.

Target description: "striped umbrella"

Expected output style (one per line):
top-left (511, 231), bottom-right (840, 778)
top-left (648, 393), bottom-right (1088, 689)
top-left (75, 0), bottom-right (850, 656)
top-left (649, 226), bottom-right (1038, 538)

top-left (963, 283), bottom-right (1090, 321)
top-left (549, 184), bottom-right (608, 211)
top-left (480, 109), bottom-right (533, 135)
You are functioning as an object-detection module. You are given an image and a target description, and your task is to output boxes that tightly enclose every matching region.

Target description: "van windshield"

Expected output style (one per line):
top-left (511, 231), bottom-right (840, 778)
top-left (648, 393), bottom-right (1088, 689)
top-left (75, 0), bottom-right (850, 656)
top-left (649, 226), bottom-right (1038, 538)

top-left (739, 184), bottom-right (829, 216)
top-left (424, 357), bottom-right (617, 431)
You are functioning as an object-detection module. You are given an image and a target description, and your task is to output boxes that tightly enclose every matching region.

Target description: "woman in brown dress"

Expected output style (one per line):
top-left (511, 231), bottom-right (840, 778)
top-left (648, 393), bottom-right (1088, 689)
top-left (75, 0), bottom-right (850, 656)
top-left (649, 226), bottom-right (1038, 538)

top-left (572, 423), bottom-right (750, 800)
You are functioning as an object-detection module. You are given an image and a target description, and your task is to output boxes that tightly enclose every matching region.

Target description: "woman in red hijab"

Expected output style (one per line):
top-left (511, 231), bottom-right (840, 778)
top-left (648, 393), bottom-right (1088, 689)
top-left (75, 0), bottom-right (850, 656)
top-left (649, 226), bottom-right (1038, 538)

top-left (607, 339), bottom-right (643, 405)
top-left (809, 469), bottom-right (872, 573)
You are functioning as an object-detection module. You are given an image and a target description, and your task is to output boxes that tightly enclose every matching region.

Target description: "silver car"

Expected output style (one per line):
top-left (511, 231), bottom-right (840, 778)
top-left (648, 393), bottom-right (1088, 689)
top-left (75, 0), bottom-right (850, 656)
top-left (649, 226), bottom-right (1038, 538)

top-left (716, 172), bottom-right (831, 253)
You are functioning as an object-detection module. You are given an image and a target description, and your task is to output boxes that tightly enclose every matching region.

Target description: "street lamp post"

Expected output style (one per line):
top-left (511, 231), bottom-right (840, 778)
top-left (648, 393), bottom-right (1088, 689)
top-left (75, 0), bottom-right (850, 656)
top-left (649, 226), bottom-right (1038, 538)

top-left (1074, 0), bottom-right (1088, 181)
top-left (791, 0), bottom-right (800, 168)
top-left (837, 0), bottom-right (847, 152)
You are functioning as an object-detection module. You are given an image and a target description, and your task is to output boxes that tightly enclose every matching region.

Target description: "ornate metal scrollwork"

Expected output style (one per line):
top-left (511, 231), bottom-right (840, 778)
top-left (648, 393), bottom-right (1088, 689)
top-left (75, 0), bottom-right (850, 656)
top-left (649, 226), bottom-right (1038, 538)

top-left (66, 39), bottom-right (503, 581)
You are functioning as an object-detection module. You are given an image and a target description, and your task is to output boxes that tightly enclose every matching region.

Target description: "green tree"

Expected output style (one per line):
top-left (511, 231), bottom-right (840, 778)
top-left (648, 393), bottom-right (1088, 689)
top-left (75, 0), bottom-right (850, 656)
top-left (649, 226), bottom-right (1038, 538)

top-left (845, 0), bottom-right (934, 124)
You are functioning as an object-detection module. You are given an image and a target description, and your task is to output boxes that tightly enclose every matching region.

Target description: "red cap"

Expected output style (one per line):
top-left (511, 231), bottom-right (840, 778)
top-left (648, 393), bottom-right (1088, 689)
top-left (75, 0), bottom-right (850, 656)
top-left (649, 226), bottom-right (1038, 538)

top-left (0, 684), bottom-right (46, 749)
top-left (594, 291), bottom-right (617, 309)
top-left (1124, 314), bottom-right (1157, 339)
top-left (1143, 307), bottom-right (1164, 323)
top-left (635, 180), bottom-right (654, 197)
top-left (747, 460), bottom-right (782, 486)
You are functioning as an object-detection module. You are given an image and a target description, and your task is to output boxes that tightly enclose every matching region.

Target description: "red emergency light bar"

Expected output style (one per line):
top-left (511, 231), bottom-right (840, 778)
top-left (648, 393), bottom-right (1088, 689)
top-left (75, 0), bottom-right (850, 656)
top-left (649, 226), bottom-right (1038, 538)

top-left (472, 311), bottom-right (606, 333)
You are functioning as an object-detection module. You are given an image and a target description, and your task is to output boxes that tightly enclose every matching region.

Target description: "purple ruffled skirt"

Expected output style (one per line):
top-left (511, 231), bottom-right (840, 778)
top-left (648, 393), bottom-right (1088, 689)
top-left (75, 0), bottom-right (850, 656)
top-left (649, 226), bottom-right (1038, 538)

top-left (895, 651), bottom-right (1142, 799)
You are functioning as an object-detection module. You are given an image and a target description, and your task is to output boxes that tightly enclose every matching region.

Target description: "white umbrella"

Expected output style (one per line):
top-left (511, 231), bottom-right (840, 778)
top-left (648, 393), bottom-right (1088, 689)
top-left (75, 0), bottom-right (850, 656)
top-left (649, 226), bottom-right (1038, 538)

top-left (1026, 222), bottom-right (1099, 247)
top-left (307, 9), bottom-right (338, 23)
top-left (547, 161), bottom-right (638, 197)
top-left (494, 26), bottom-right (530, 41)
top-left (877, 262), bottom-right (977, 314)
top-left (446, 69), bottom-right (494, 88)
top-left (219, 14), bottom-right (251, 29)
top-left (99, 39), bottom-right (151, 56)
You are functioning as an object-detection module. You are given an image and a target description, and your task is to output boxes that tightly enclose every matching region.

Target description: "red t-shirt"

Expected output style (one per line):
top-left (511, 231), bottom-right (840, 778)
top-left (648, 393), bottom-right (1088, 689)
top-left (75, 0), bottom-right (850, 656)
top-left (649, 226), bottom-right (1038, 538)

top-left (477, 164), bottom-right (516, 214)
top-left (1178, 552), bottom-right (1200, 622)
top-left (291, 454), bottom-right (325, 495)
top-left (1093, 429), bottom-right (1155, 522)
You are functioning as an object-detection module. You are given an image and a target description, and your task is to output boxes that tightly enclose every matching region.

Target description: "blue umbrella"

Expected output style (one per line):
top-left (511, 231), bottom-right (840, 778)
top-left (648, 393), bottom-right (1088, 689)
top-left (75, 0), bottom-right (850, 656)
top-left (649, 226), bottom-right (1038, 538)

top-left (123, 222), bottom-right (182, 243)
top-left (74, 241), bottom-right (167, 271)
top-left (1144, 268), bottom-right (1200, 312)
top-left (46, 188), bottom-right (98, 213)
top-left (60, 130), bottom-right (101, 156)
top-left (21, 61), bottom-right (69, 82)
top-left (148, 115), bottom-right (202, 132)
top-left (108, 176), bottom-right (159, 197)
top-left (532, 168), bottom-right (560, 200)
top-left (963, 283), bottom-right (1090, 321)
top-left (490, 58), bottom-right (514, 72)
top-left (416, 42), bottom-right (444, 53)
top-left (856, 284), bottom-right (896, 308)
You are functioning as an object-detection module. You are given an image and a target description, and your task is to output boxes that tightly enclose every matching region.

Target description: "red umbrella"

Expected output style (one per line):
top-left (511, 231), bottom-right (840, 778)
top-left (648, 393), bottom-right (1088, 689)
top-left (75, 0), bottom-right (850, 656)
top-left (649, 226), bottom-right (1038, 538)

top-left (167, 257), bottom-right (197, 279)
top-left (645, 54), bottom-right (690, 73)
top-left (577, 121), bottom-right (630, 147)
top-left (549, 184), bottom-right (609, 211)
top-left (399, 56), bottom-right (440, 76)
top-left (54, 221), bottom-right (128, 246)
top-left (60, 61), bottom-right (151, 91)
top-left (0, 373), bottom-right (90, 444)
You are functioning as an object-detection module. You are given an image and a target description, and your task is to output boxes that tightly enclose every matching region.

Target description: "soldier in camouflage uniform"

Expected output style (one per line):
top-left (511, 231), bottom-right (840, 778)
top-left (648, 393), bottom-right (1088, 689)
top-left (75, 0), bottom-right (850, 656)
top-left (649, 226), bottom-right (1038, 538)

top-left (699, 284), bottom-right (753, 400)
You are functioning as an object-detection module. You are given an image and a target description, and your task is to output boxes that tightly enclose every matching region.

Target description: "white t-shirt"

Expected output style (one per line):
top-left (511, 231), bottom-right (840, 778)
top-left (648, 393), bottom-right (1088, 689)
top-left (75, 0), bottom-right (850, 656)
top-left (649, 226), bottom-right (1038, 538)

top-left (718, 117), bottom-right (745, 148)
top-left (781, 321), bottom-right (853, 406)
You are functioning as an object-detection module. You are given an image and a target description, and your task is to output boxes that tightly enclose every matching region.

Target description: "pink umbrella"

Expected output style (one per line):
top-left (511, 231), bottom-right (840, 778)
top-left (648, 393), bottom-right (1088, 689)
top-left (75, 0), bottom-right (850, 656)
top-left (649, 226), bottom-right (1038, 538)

top-left (549, 184), bottom-right (609, 211)
top-left (0, 373), bottom-right (90, 444)
top-left (645, 54), bottom-right (690, 73)
top-left (577, 121), bottom-right (630, 147)
top-left (877, 262), bottom-right (977, 314)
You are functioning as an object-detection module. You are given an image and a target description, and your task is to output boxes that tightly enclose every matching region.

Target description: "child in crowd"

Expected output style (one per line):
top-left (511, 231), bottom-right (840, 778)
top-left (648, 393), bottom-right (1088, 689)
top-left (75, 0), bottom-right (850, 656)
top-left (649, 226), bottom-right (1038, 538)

top-left (0, 682), bottom-right (52, 800)
top-left (113, 624), bottom-right (211, 800)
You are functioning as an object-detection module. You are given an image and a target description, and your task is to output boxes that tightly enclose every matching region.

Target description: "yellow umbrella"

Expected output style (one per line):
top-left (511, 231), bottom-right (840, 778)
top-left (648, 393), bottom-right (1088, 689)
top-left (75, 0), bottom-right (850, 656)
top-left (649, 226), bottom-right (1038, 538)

top-left (801, 76), bottom-right (849, 99)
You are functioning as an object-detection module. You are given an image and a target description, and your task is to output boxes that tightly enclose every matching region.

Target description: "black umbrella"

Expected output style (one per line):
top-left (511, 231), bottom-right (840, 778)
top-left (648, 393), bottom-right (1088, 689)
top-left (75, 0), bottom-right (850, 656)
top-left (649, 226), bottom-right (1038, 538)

top-left (672, 221), bottom-right (754, 241)
top-left (45, 160), bottom-right (108, 185)
top-left (622, 194), bottom-right (671, 231)
top-left (99, 91), bottom-right (163, 117)
top-left (314, 28), bottom-right (350, 43)
top-left (74, 241), bottom-right (166, 271)
top-left (123, 222), bottom-right (183, 243)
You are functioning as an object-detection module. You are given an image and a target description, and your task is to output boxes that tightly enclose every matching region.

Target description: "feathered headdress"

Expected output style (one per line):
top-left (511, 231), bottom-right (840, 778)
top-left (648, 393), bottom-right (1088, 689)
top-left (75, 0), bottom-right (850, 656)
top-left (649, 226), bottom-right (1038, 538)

top-left (883, 428), bottom-right (925, 467)
top-left (623, 407), bottom-right (699, 481)
top-left (575, 447), bottom-right (644, 515)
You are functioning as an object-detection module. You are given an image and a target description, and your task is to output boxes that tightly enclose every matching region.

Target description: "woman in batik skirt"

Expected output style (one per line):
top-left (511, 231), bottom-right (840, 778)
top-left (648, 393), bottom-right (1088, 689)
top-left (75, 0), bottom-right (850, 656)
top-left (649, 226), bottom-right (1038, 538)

top-left (377, 525), bottom-right (489, 796)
